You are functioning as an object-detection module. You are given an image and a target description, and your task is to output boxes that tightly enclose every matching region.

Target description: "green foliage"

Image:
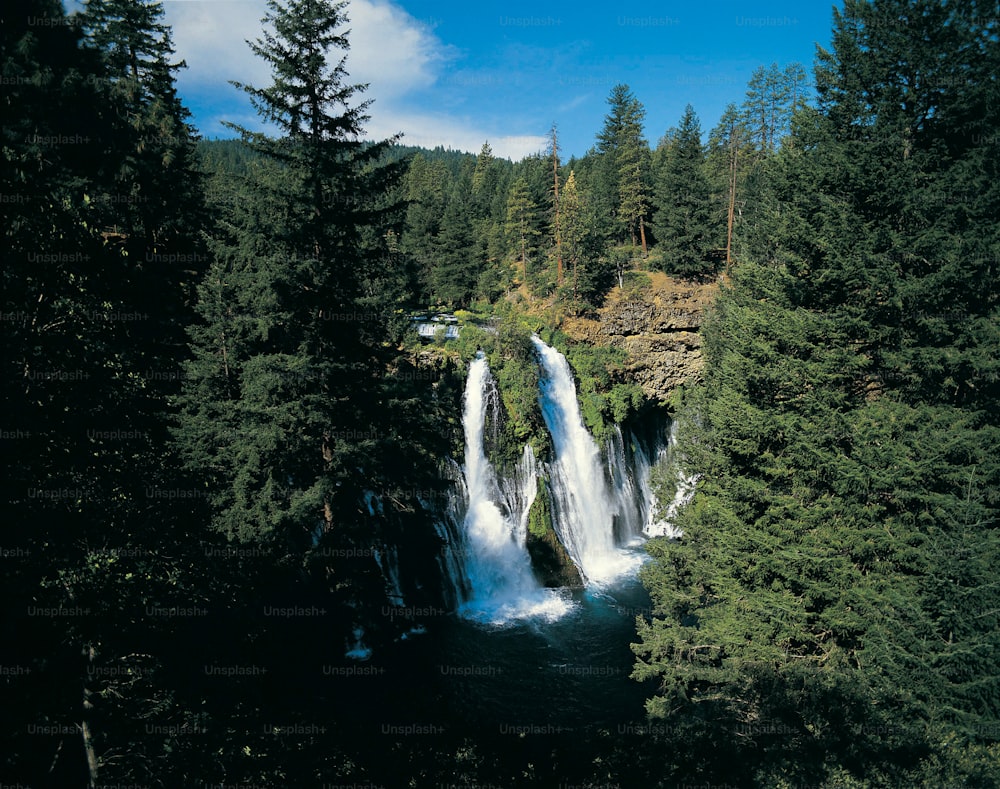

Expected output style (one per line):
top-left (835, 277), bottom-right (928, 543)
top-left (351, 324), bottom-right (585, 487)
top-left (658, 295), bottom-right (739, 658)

top-left (430, 196), bottom-right (477, 307)
top-left (620, 269), bottom-right (652, 295)
top-left (175, 0), bottom-right (400, 544)
top-left (634, 3), bottom-right (1000, 783)
top-left (741, 62), bottom-right (810, 156)
top-left (593, 83), bottom-right (652, 247)
top-left (651, 105), bottom-right (717, 277)
top-left (504, 176), bottom-right (542, 285)
top-left (487, 315), bottom-right (549, 463)
top-left (9, 0), bottom-right (999, 784)
top-left (558, 169), bottom-right (591, 308)
top-left (527, 477), bottom-right (554, 539)
top-left (1, 0), bottom-right (217, 784)
top-left (541, 331), bottom-right (644, 442)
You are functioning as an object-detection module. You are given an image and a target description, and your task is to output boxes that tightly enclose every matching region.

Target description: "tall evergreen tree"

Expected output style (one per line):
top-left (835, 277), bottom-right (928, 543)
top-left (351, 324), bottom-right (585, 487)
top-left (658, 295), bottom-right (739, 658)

top-left (471, 140), bottom-right (498, 202)
top-left (533, 158), bottom-right (610, 309)
top-left (549, 123), bottom-right (564, 284)
top-left (504, 176), bottom-right (541, 286)
top-left (740, 62), bottom-right (808, 156)
top-left (430, 195), bottom-right (476, 306)
top-left (594, 84), bottom-right (651, 247)
top-left (3, 1), bottom-right (215, 785)
top-left (706, 103), bottom-right (746, 269)
top-left (174, 0), bottom-right (402, 546)
top-left (651, 105), bottom-right (716, 276)
top-left (468, 141), bottom-right (505, 295)
top-left (81, 0), bottom-right (202, 239)
top-left (618, 137), bottom-right (650, 253)
top-left (401, 153), bottom-right (450, 301)
top-left (634, 1), bottom-right (1000, 784)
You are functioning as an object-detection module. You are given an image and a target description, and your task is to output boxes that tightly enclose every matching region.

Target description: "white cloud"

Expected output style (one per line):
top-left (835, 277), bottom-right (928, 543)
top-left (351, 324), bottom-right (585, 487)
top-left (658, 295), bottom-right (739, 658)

top-left (556, 94), bottom-right (591, 114)
top-left (344, 0), bottom-right (451, 98)
top-left (367, 109), bottom-right (547, 159)
top-left (164, 0), bottom-right (271, 90)
top-left (161, 0), bottom-right (540, 158)
top-left (164, 0), bottom-right (446, 99)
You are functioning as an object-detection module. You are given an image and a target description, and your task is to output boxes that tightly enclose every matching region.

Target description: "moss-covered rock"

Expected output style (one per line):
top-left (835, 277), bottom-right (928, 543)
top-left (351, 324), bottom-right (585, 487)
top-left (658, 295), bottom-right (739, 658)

top-left (484, 313), bottom-right (552, 467)
top-left (525, 477), bottom-right (582, 588)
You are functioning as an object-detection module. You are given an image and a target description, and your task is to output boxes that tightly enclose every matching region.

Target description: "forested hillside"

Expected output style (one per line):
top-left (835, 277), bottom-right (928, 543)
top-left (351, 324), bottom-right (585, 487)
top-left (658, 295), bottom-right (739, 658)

top-left (634, 0), bottom-right (1000, 785)
top-left (2, 0), bottom-right (997, 786)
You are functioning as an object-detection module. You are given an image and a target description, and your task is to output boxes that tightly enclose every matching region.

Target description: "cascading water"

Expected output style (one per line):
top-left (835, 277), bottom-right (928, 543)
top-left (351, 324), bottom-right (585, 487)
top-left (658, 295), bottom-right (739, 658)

top-left (532, 336), bottom-right (643, 584)
top-left (429, 342), bottom-right (689, 615)
top-left (455, 354), bottom-right (570, 623)
top-left (429, 459), bottom-right (470, 609)
top-left (372, 544), bottom-right (405, 606)
top-left (645, 419), bottom-right (699, 538)
top-left (606, 425), bottom-right (667, 543)
top-left (496, 444), bottom-right (538, 551)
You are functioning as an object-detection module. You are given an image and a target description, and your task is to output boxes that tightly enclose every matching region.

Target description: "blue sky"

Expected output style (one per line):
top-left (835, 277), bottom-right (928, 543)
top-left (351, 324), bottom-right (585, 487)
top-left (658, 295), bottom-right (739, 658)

top-left (155, 0), bottom-right (839, 160)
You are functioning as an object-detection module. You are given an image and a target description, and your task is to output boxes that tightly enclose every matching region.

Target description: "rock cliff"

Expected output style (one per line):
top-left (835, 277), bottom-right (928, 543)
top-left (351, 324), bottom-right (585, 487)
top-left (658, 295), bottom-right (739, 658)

top-left (563, 272), bottom-right (720, 403)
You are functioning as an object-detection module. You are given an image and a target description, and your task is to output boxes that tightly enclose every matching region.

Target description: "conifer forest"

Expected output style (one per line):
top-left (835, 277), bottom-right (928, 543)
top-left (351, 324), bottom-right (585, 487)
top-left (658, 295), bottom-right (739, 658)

top-left (2, 0), bottom-right (999, 786)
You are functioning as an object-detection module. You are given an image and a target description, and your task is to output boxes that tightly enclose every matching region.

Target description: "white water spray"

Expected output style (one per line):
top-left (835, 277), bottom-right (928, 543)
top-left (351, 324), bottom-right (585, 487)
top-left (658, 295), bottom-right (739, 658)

top-left (606, 425), bottom-right (667, 543)
top-left (645, 420), bottom-right (699, 538)
top-left (457, 354), bottom-right (570, 623)
top-left (532, 337), bottom-right (643, 584)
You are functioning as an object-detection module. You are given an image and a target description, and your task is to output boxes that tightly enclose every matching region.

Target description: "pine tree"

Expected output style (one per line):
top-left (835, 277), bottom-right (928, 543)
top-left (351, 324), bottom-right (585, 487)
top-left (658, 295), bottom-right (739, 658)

top-left (81, 0), bottom-right (202, 239)
top-left (651, 105), bottom-right (716, 277)
top-left (560, 170), bottom-right (588, 308)
top-left (548, 123), bottom-right (564, 285)
top-left (79, 0), bottom-right (207, 423)
top-left (740, 62), bottom-right (807, 156)
top-left (430, 196), bottom-right (476, 306)
top-left (401, 153), bottom-right (450, 301)
top-left (504, 177), bottom-right (541, 286)
top-left (594, 84), bottom-right (651, 247)
top-left (706, 103), bottom-right (746, 269)
top-left (618, 139), bottom-right (650, 253)
top-left (175, 0), bottom-right (402, 545)
top-left (634, 2), bottom-right (1000, 783)
top-left (468, 141), bottom-right (505, 295)
top-left (471, 141), bottom-right (497, 201)
top-left (2, 2), bottom-right (215, 784)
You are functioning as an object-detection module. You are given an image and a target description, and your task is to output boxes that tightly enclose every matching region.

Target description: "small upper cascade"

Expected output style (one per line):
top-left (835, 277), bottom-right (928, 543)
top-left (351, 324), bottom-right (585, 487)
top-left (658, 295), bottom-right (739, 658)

top-left (606, 424), bottom-right (666, 544)
top-left (645, 419), bottom-right (699, 539)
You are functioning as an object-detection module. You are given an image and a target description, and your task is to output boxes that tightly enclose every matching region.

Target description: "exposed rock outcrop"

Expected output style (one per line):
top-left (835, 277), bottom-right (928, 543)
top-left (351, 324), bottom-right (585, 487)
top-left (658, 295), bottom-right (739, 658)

top-left (564, 272), bottom-right (720, 402)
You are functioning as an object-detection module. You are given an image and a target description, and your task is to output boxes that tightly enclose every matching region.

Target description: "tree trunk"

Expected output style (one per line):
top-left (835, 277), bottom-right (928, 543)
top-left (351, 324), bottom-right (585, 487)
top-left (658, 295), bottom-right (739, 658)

top-left (639, 217), bottom-right (647, 255)
top-left (552, 126), bottom-right (563, 284)
top-left (81, 643), bottom-right (98, 788)
top-left (521, 233), bottom-right (527, 284)
top-left (572, 257), bottom-right (578, 312)
top-left (726, 129), bottom-right (739, 272)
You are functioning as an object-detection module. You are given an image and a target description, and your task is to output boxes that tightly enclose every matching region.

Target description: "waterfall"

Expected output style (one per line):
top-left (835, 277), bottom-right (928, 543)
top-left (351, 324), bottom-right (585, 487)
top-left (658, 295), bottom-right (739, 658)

top-left (497, 444), bottom-right (539, 551)
top-left (455, 354), bottom-right (570, 623)
top-left (430, 341), bottom-right (690, 610)
top-left (372, 544), bottom-right (405, 606)
top-left (532, 336), bottom-right (643, 584)
top-left (606, 425), bottom-right (666, 544)
top-left (429, 459), bottom-right (470, 609)
top-left (645, 420), bottom-right (699, 539)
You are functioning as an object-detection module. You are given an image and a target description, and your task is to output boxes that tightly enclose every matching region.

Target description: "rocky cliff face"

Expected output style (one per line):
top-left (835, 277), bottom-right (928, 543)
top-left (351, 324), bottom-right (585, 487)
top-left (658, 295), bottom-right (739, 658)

top-left (564, 272), bottom-right (720, 402)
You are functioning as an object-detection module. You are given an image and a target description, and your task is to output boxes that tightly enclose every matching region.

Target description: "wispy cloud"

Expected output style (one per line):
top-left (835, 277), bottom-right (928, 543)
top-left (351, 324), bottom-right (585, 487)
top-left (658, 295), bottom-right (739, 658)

top-left (345, 0), bottom-right (453, 98)
top-left (159, 0), bottom-right (540, 159)
top-left (556, 94), bottom-right (591, 114)
top-left (164, 0), bottom-right (271, 90)
top-left (367, 109), bottom-right (548, 159)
